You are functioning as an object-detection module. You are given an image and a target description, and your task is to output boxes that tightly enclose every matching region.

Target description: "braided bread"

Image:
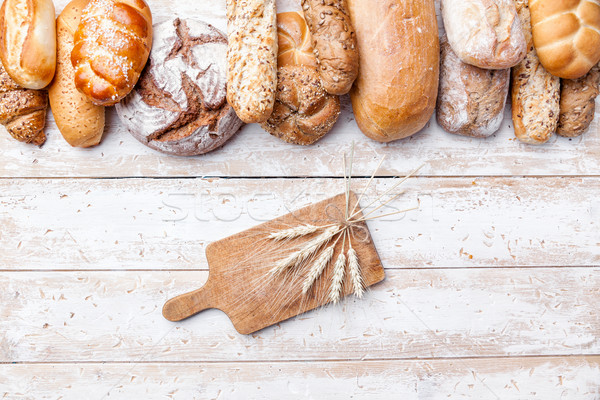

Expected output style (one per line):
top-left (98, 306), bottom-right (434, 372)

top-left (0, 63), bottom-right (47, 145)
top-left (71, 0), bottom-right (152, 106)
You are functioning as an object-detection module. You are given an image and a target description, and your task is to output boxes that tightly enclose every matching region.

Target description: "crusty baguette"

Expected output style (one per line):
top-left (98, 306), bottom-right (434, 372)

top-left (71, 0), bottom-right (153, 106)
top-left (511, 0), bottom-right (560, 145)
top-left (441, 0), bottom-right (526, 69)
top-left (346, 0), bottom-right (439, 142)
top-left (530, 0), bottom-right (600, 79)
top-left (0, 0), bottom-right (56, 89)
top-left (557, 65), bottom-right (600, 137)
top-left (437, 40), bottom-right (510, 138)
top-left (226, 0), bottom-right (278, 124)
top-left (48, 0), bottom-right (105, 148)
top-left (301, 0), bottom-right (358, 95)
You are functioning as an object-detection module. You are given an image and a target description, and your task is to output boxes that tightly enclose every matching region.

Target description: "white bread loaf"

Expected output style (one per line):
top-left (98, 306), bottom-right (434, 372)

top-left (441, 0), bottom-right (526, 69)
top-left (346, 0), bottom-right (439, 142)
top-left (530, 0), bottom-right (600, 79)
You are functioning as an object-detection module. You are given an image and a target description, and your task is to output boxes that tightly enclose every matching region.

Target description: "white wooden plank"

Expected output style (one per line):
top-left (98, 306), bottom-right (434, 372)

top-left (2, 357), bottom-right (599, 400)
top-left (2, 268), bottom-right (598, 362)
top-left (0, 0), bottom-right (599, 178)
top-left (0, 177), bottom-right (598, 269)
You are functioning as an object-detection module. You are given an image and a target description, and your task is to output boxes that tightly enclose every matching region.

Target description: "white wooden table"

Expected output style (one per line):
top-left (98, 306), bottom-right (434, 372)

top-left (1, 1), bottom-right (599, 398)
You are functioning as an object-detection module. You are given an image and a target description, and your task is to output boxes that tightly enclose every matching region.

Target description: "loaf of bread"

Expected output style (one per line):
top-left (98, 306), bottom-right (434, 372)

top-left (346, 0), bottom-right (439, 142)
top-left (0, 62), bottom-right (47, 145)
top-left (441, 0), bottom-right (526, 69)
top-left (301, 0), bottom-right (358, 95)
top-left (48, 0), bottom-right (105, 148)
top-left (511, 0), bottom-right (560, 145)
top-left (277, 11), bottom-right (318, 69)
top-left (226, 0), bottom-right (278, 123)
top-left (437, 40), bottom-right (510, 138)
top-left (557, 65), bottom-right (600, 137)
top-left (0, 0), bottom-right (56, 89)
top-left (71, 0), bottom-right (153, 106)
top-left (116, 19), bottom-right (243, 156)
top-left (530, 0), bottom-right (600, 79)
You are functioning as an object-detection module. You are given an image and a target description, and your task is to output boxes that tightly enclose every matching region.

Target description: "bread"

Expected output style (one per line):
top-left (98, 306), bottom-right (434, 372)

top-left (0, 62), bottom-right (47, 145)
top-left (441, 0), bottom-right (526, 69)
top-left (71, 0), bottom-right (152, 106)
top-left (346, 0), bottom-right (439, 142)
top-left (530, 0), bottom-right (600, 79)
top-left (0, 0), bottom-right (56, 89)
top-left (301, 0), bottom-right (358, 95)
top-left (115, 19), bottom-right (243, 156)
top-left (277, 11), bottom-right (317, 69)
top-left (437, 40), bottom-right (510, 138)
top-left (48, 0), bottom-right (105, 148)
top-left (557, 64), bottom-right (600, 137)
top-left (226, 0), bottom-right (278, 123)
top-left (511, 0), bottom-right (560, 145)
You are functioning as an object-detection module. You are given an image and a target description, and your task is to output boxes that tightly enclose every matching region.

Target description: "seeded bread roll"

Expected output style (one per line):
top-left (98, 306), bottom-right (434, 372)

top-left (48, 0), bottom-right (105, 148)
top-left (301, 0), bottom-right (358, 95)
top-left (511, 0), bottom-right (560, 145)
top-left (226, 0), bottom-right (278, 123)
top-left (116, 19), bottom-right (243, 156)
top-left (437, 40), bottom-right (510, 138)
top-left (557, 65), bottom-right (600, 137)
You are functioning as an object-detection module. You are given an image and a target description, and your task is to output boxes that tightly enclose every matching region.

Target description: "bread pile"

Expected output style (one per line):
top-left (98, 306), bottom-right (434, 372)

top-left (0, 0), bottom-right (598, 153)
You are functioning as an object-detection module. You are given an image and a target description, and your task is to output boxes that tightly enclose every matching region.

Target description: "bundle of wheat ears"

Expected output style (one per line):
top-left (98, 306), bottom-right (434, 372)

top-left (267, 146), bottom-right (421, 304)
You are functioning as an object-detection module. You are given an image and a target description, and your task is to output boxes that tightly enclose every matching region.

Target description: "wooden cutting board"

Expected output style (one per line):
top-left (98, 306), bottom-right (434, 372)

top-left (162, 191), bottom-right (385, 334)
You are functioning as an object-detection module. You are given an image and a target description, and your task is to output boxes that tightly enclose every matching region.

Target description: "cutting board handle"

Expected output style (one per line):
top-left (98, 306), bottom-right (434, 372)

top-left (162, 281), bottom-right (218, 322)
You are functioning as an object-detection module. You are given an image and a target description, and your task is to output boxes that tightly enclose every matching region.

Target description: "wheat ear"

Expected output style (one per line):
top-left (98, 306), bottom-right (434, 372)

top-left (347, 248), bottom-right (364, 298)
top-left (268, 224), bottom-right (321, 241)
top-left (302, 245), bottom-right (335, 294)
top-left (329, 231), bottom-right (347, 303)
top-left (270, 225), bottom-right (341, 275)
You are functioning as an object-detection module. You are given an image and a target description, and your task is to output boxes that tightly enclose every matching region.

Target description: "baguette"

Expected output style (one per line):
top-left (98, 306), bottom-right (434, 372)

top-left (346, 0), bottom-right (439, 142)
top-left (226, 0), bottom-right (278, 123)
top-left (48, 0), bottom-right (105, 148)
top-left (557, 65), bottom-right (600, 137)
top-left (511, 0), bottom-right (560, 145)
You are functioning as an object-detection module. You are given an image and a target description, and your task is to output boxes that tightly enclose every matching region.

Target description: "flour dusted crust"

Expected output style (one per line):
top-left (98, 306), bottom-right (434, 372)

top-left (441, 0), bottom-right (526, 69)
top-left (115, 18), bottom-right (243, 156)
top-left (437, 40), bottom-right (509, 138)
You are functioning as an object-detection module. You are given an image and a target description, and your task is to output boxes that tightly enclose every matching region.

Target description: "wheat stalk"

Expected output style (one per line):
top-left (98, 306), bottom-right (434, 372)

top-left (270, 225), bottom-right (341, 275)
top-left (302, 245), bottom-right (335, 294)
top-left (347, 248), bottom-right (364, 298)
top-left (268, 224), bottom-right (321, 241)
top-left (329, 251), bottom-right (346, 304)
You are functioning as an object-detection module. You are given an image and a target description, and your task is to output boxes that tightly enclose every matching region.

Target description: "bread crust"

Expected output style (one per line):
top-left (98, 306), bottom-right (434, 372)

top-left (530, 0), bottom-right (600, 79)
top-left (441, 0), bottom-right (526, 69)
top-left (557, 64), bottom-right (600, 137)
top-left (0, 0), bottom-right (56, 89)
top-left (301, 0), bottom-right (358, 95)
top-left (71, 0), bottom-right (153, 106)
top-left (437, 40), bottom-right (509, 138)
top-left (48, 0), bottom-right (105, 148)
top-left (346, 0), bottom-right (439, 142)
top-left (226, 0), bottom-right (278, 123)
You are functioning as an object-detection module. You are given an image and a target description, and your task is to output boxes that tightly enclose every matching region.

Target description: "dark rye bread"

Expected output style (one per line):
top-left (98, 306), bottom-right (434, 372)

top-left (115, 18), bottom-right (243, 156)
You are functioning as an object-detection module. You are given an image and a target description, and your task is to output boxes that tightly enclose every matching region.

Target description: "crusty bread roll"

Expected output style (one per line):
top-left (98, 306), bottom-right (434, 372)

top-left (277, 11), bottom-right (317, 69)
top-left (441, 0), bottom-right (526, 69)
top-left (301, 0), bottom-right (358, 95)
top-left (71, 0), bottom-right (153, 106)
top-left (557, 65), bottom-right (600, 137)
top-left (0, 0), bottom-right (56, 89)
top-left (0, 62), bottom-right (47, 145)
top-left (437, 40), bottom-right (510, 138)
top-left (530, 0), bottom-right (600, 79)
top-left (346, 0), bottom-right (439, 142)
top-left (511, 0), bottom-right (560, 145)
top-left (226, 0), bottom-right (278, 124)
top-left (48, 0), bottom-right (105, 148)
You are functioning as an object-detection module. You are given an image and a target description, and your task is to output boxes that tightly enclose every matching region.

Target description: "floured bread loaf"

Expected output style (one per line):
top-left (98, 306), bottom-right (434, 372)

top-left (116, 18), bottom-right (243, 156)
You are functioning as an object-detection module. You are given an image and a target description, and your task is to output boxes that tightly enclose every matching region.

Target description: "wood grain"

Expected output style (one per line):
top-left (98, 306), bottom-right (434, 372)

top-left (2, 357), bottom-right (599, 399)
top-left (2, 268), bottom-right (598, 362)
top-left (163, 192), bottom-right (384, 333)
top-left (0, 177), bottom-right (597, 270)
